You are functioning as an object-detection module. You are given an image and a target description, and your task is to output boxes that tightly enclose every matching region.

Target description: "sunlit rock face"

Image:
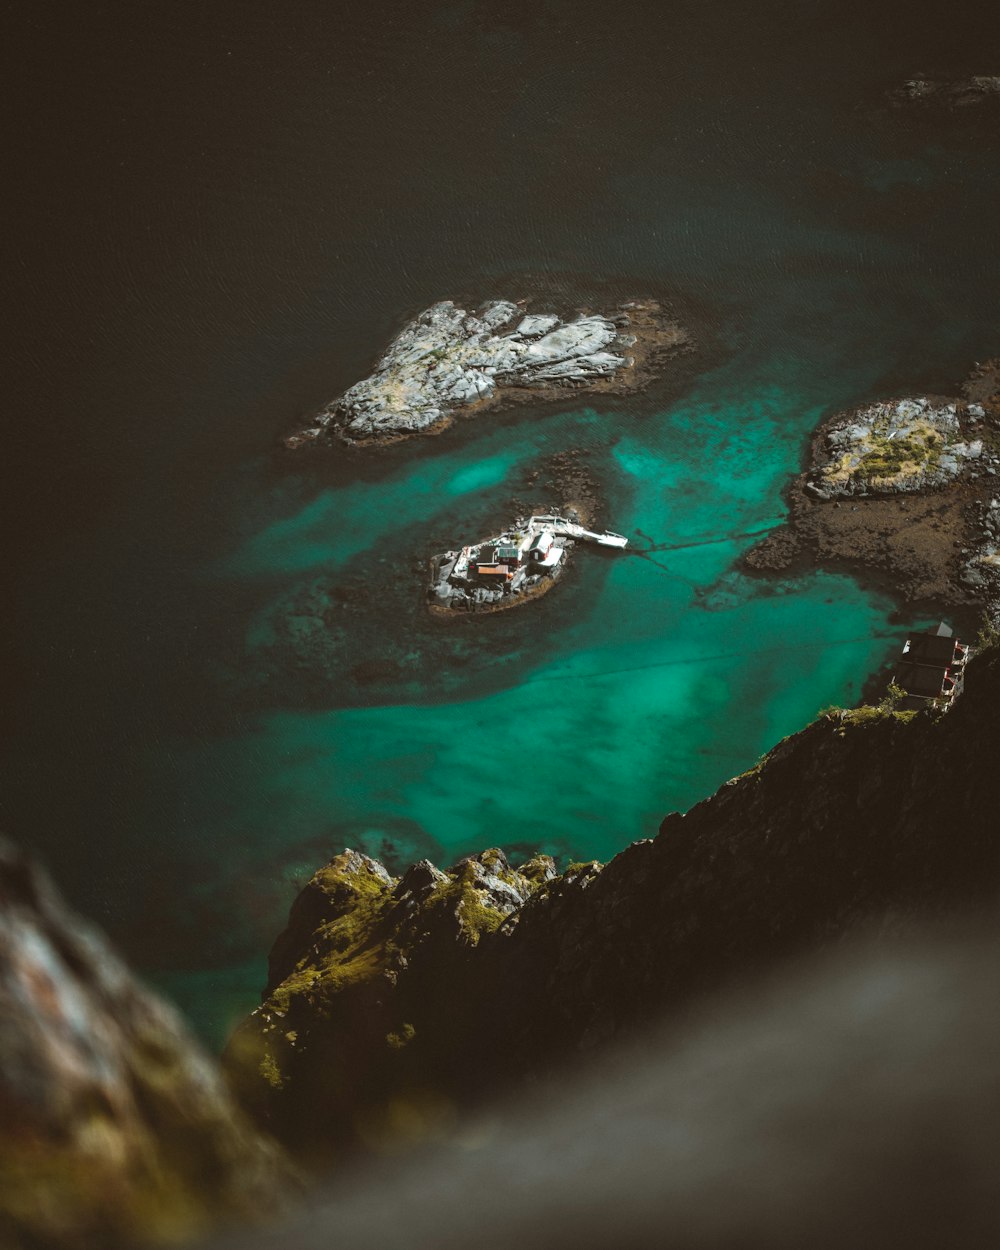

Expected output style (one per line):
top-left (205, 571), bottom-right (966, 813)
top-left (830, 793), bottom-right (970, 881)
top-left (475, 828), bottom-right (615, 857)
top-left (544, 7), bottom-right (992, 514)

top-left (809, 398), bottom-right (974, 497)
top-left (324, 300), bottom-right (630, 441)
top-left (283, 298), bottom-right (687, 447)
top-left (0, 841), bottom-right (294, 1249)
top-left (224, 847), bottom-right (557, 1161)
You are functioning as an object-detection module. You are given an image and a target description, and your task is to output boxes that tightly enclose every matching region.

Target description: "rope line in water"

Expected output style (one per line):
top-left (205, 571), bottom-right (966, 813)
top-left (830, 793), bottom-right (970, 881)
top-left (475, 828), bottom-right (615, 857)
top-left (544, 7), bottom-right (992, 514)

top-left (626, 524), bottom-right (783, 572)
top-left (524, 632), bottom-right (899, 687)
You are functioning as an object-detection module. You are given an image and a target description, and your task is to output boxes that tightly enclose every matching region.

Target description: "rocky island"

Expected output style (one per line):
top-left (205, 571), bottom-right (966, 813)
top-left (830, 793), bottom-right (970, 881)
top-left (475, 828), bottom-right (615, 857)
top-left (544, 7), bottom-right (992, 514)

top-left (746, 359), bottom-right (1000, 625)
top-left (428, 512), bottom-right (628, 614)
top-left (284, 298), bottom-right (688, 447)
top-left (889, 75), bottom-right (1000, 109)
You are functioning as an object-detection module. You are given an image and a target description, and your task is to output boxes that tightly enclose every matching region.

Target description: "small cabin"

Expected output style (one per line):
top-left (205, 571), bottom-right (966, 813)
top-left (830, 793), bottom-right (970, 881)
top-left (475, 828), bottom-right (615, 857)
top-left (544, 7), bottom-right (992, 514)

top-left (476, 563), bottom-right (512, 581)
top-left (894, 621), bottom-right (970, 709)
top-left (495, 545), bottom-right (520, 567)
top-left (527, 529), bottom-right (555, 562)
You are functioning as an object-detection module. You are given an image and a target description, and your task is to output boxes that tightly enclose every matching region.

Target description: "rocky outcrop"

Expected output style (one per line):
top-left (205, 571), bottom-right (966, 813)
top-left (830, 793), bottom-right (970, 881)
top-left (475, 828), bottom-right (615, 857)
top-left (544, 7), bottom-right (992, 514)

top-left (284, 298), bottom-right (689, 447)
top-left (204, 925), bottom-right (1000, 1250)
top-left (224, 848), bottom-right (557, 1158)
top-left (745, 365), bottom-right (1000, 622)
top-left (0, 840), bottom-right (295, 1249)
top-left (225, 646), bottom-right (1000, 1161)
top-left (890, 76), bottom-right (1000, 108)
top-left (805, 397), bottom-right (984, 499)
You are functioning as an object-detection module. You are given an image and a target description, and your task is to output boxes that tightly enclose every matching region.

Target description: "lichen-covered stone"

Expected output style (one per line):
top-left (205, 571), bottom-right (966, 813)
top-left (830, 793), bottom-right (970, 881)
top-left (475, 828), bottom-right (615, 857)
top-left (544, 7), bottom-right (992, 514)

top-left (810, 398), bottom-right (970, 497)
top-left (744, 357), bottom-right (1000, 622)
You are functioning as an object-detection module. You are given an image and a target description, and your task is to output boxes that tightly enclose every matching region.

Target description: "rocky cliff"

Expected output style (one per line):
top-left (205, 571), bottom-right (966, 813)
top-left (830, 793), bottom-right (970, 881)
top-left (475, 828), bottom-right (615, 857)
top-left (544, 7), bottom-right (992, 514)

top-left (225, 644), bottom-right (1000, 1161)
top-left (0, 841), bottom-right (295, 1249)
top-left (209, 923), bottom-right (1000, 1250)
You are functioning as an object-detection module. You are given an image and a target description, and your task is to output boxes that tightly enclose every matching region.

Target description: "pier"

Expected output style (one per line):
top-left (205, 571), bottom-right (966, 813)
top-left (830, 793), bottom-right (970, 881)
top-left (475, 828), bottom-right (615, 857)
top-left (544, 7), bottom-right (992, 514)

top-left (523, 514), bottom-right (629, 549)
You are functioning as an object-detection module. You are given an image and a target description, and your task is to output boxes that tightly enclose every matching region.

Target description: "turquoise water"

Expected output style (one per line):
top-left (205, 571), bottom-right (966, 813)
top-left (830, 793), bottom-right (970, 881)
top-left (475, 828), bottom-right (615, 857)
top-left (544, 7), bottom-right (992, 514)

top-left (141, 351), bottom-right (904, 1042)
top-left (219, 359), bottom-right (898, 869)
top-left (8, 1), bottom-right (1000, 1048)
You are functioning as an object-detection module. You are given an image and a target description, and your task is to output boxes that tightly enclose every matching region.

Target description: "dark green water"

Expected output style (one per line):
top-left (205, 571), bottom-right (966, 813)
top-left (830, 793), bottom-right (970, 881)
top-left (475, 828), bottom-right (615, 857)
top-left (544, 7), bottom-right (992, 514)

top-left (5, 0), bottom-right (1000, 1045)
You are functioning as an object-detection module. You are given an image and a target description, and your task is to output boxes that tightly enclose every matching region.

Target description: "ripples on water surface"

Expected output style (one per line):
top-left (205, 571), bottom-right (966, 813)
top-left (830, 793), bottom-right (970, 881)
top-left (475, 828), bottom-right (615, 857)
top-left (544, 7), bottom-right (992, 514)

top-left (5, 0), bottom-right (1000, 1042)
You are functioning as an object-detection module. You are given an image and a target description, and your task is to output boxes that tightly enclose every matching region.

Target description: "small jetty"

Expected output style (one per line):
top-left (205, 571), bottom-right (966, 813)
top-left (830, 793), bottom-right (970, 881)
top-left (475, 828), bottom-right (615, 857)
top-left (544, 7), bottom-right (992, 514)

top-left (429, 513), bottom-right (628, 613)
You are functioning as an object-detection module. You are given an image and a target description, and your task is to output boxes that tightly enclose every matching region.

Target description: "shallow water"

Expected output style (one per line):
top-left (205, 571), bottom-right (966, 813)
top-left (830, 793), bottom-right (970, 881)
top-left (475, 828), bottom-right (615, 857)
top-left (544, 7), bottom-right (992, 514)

top-left (5, 0), bottom-right (1000, 1045)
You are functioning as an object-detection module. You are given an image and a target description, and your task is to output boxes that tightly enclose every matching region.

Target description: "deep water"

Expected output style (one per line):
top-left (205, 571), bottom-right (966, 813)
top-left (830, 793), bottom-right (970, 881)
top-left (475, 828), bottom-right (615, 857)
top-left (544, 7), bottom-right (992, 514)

top-left (5, 0), bottom-right (1000, 1045)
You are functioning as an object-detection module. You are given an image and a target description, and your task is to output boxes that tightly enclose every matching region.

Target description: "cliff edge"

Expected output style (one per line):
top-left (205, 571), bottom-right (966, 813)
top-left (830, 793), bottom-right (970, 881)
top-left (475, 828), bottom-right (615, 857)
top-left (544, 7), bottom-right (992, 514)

top-left (225, 644), bottom-right (1000, 1161)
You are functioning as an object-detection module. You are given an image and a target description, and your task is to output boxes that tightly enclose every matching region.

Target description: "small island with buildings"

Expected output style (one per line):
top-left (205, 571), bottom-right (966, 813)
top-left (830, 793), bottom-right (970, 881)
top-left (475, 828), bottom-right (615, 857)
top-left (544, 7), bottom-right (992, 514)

top-left (428, 512), bottom-right (628, 614)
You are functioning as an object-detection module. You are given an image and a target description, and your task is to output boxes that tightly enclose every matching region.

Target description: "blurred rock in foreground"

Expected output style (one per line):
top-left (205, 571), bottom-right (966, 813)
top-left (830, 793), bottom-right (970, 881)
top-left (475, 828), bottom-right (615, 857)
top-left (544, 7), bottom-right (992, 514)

top-left (0, 840), bottom-right (295, 1250)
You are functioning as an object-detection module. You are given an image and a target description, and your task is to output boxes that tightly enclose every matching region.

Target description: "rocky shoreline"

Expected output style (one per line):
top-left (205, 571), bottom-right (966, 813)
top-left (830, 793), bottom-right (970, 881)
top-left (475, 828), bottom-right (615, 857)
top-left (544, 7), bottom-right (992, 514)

top-left (426, 446), bottom-right (618, 618)
top-left (745, 360), bottom-right (1000, 626)
top-left (284, 297), bottom-right (690, 448)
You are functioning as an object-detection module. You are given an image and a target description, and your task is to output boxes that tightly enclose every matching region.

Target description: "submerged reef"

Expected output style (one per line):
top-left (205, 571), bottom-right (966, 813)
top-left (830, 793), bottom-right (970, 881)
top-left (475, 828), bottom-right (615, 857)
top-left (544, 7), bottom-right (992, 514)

top-left (224, 644), bottom-right (1000, 1163)
top-left (284, 297), bottom-right (688, 447)
top-left (746, 359), bottom-right (1000, 624)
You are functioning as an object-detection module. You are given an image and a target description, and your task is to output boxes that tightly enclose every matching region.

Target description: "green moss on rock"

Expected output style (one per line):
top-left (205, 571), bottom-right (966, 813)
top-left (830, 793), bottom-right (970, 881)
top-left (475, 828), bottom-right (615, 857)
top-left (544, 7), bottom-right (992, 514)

top-left (224, 846), bottom-right (553, 1157)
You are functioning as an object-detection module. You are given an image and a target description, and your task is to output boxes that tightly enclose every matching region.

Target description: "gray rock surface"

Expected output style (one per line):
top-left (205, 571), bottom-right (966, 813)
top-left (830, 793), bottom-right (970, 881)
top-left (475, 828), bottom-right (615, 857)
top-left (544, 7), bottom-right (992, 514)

top-left (891, 76), bottom-right (1000, 107)
top-left (303, 300), bottom-right (638, 443)
top-left (809, 397), bottom-right (980, 498)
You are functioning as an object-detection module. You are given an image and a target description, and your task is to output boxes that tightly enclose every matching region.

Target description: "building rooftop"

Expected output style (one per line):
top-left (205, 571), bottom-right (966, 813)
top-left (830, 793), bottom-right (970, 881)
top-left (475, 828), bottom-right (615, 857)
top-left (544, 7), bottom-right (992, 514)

top-left (903, 633), bottom-right (957, 666)
top-left (894, 661), bottom-right (946, 699)
top-left (893, 622), bottom-right (969, 706)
